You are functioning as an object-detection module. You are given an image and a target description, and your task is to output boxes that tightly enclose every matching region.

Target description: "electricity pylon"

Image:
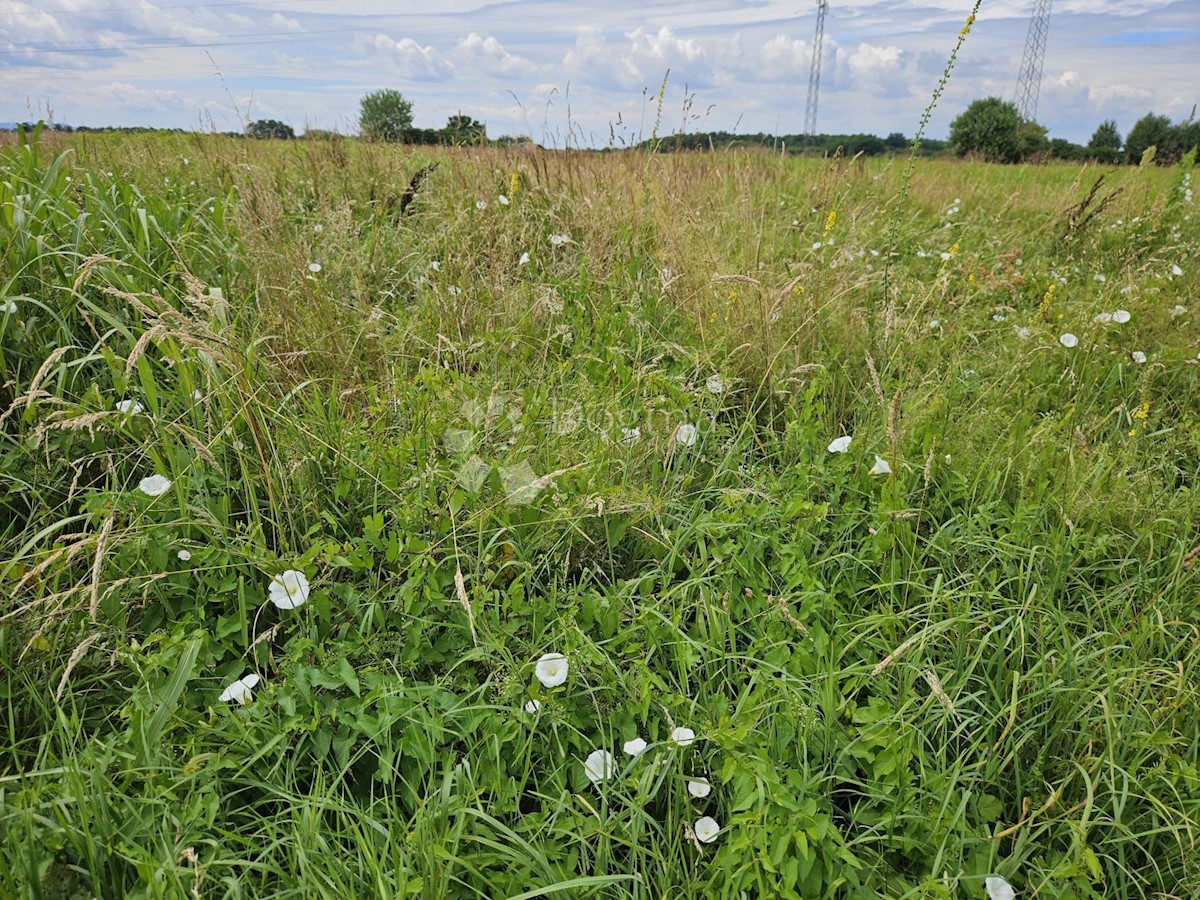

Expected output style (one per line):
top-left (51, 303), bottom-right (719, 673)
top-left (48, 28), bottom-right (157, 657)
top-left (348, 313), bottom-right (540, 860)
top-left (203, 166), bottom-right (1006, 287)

top-left (1014, 0), bottom-right (1052, 121)
top-left (804, 0), bottom-right (829, 136)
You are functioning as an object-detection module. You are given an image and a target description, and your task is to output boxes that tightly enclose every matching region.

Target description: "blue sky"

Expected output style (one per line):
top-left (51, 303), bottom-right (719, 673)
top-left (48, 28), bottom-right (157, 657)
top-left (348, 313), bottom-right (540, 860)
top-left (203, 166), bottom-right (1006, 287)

top-left (2, 0), bottom-right (1197, 145)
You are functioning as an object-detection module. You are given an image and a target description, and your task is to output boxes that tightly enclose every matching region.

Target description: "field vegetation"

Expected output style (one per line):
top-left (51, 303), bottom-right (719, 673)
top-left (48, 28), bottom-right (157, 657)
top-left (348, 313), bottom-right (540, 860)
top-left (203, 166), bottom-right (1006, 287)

top-left (1, 124), bottom-right (1198, 898)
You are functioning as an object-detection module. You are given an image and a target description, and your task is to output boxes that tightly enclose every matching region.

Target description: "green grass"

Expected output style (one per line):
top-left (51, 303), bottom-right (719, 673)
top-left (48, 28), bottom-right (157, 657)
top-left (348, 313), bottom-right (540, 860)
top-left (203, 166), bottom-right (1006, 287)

top-left (2, 123), bottom-right (1199, 899)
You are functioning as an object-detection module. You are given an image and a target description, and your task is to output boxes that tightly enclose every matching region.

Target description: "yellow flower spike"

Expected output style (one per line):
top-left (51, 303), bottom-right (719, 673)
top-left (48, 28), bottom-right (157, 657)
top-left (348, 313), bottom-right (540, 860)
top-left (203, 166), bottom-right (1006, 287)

top-left (825, 210), bottom-right (837, 232)
top-left (509, 171), bottom-right (520, 197)
top-left (968, 272), bottom-right (976, 285)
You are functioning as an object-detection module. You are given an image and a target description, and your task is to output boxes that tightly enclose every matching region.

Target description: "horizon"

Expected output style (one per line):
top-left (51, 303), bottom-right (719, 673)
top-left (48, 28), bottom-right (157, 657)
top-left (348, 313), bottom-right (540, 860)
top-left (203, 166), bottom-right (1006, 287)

top-left (3, 1), bottom-right (1198, 148)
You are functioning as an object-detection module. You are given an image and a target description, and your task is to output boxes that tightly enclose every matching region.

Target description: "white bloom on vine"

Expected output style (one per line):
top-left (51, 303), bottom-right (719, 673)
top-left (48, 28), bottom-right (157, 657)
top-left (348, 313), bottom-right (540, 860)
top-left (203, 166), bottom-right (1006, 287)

top-left (524, 699), bottom-right (541, 714)
top-left (115, 399), bottom-right (144, 415)
top-left (177, 549), bottom-right (192, 561)
top-left (870, 455), bottom-right (892, 475)
top-left (268, 570), bottom-right (310, 609)
top-left (623, 737), bottom-right (648, 756)
top-left (583, 749), bottom-right (615, 784)
top-left (307, 262), bottom-right (321, 273)
top-left (687, 778), bottom-right (712, 798)
top-left (1112, 309), bottom-right (1131, 323)
top-left (219, 673), bottom-right (260, 705)
top-left (498, 194), bottom-right (510, 206)
top-left (1131, 350), bottom-right (1146, 364)
top-left (1059, 333), bottom-right (1078, 348)
top-left (676, 424), bottom-right (698, 447)
top-left (138, 474), bottom-right (171, 496)
top-left (985, 876), bottom-right (1016, 900)
top-left (693, 816), bottom-right (720, 843)
top-left (2, 299), bottom-right (18, 314)
top-left (706, 374), bottom-right (724, 395)
top-left (519, 252), bottom-right (530, 265)
top-left (549, 233), bottom-right (571, 247)
top-left (621, 426), bottom-right (641, 442)
top-left (670, 726), bottom-right (695, 747)
top-left (828, 435), bottom-right (852, 453)
top-left (535, 653), bottom-right (568, 688)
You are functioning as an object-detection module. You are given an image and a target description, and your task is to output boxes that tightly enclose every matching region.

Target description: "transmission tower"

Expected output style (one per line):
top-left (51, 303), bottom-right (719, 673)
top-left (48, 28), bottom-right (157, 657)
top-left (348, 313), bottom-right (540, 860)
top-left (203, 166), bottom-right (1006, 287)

top-left (804, 0), bottom-right (829, 136)
top-left (1014, 0), bottom-right (1052, 121)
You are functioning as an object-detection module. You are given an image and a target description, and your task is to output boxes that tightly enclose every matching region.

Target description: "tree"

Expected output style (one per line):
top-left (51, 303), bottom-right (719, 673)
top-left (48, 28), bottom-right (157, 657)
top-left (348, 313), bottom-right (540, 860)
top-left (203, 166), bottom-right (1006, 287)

top-left (1125, 113), bottom-right (1172, 164)
top-left (442, 114), bottom-right (486, 145)
top-left (948, 98), bottom-right (1027, 163)
top-left (246, 119), bottom-right (294, 139)
top-left (884, 132), bottom-right (908, 151)
top-left (1086, 120), bottom-right (1122, 163)
top-left (359, 89), bottom-right (414, 143)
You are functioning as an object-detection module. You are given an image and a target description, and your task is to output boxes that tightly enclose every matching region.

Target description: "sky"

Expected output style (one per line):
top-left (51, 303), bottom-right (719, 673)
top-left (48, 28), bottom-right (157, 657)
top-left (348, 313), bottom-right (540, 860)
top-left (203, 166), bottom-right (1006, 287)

top-left (2, 0), bottom-right (1197, 145)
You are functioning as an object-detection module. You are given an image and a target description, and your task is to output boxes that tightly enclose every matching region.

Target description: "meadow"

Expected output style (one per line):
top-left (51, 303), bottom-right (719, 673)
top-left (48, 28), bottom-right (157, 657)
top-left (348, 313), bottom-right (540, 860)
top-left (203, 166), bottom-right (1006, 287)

top-left (1, 124), bottom-right (1198, 899)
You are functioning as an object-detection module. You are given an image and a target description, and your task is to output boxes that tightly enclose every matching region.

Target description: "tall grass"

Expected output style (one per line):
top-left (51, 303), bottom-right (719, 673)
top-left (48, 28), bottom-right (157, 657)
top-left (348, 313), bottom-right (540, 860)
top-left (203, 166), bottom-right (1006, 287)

top-left (2, 123), bottom-right (1198, 898)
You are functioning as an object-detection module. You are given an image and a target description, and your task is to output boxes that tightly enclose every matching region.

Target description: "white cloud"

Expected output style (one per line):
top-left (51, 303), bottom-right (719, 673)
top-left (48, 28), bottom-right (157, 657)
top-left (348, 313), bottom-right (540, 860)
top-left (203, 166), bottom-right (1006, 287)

top-left (372, 35), bottom-right (454, 82)
top-left (454, 33), bottom-right (535, 78)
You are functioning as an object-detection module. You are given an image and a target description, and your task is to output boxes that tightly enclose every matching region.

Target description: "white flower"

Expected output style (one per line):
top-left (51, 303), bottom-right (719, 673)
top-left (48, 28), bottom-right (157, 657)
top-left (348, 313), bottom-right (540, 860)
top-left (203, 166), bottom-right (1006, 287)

top-left (985, 876), bottom-right (1016, 900)
top-left (992, 313), bottom-right (1007, 322)
top-left (1171, 304), bottom-right (1187, 316)
top-left (549, 233), bottom-right (571, 247)
top-left (828, 435), bottom-right (852, 453)
top-left (1015, 326), bottom-right (1032, 339)
top-left (1, 299), bottom-right (17, 314)
top-left (535, 652), bottom-right (568, 688)
top-left (524, 699), bottom-right (541, 714)
top-left (138, 474), bottom-right (171, 497)
top-left (705, 375), bottom-right (724, 395)
top-left (268, 570), bottom-right (310, 610)
top-left (940, 251), bottom-right (951, 261)
top-left (671, 726), bottom-right (696, 747)
top-left (676, 424), bottom-right (698, 447)
top-left (1112, 309), bottom-right (1131, 323)
top-left (498, 194), bottom-right (510, 206)
top-left (447, 285), bottom-right (462, 297)
top-left (518, 251), bottom-right (531, 265)
top-left (1171, 263), bottom-right (1183, 277)
top-left (812, 241), bottom-right (822, 250)
top-left (927, 319), bottom-right (940, 330)
top-left (621, 426), bottom-right (641, 442)
top-left (623, 737), bottom-right (647, 756)
top-left (693, 816), bottom-right (721, 843)
top-left (1131, 350), bottom-right (1147, 364)
top-left (1093, 312), bottom-right (1112, 324)
top-left (307, 262), bottom-right (321, 273)
top-left (428, 260), bottom-right (440, 271)
top-left (219, 673), bottom-right (260, 705)
top-left (870, 455), bottom-right (892, 475)
top-left (191, 389), bottom-right (203, 401)
top-left (115, 399), bottom-right (144, 415)
top-left (687, 778), bottom-right (712, 798)
top-left (583, 749), bottom-right (615, 784)
top-left (1059, 333), bottom-right (1078, 348)
top-left (476, 200), bottom-right (487, 210)
top-left (177, 549), bottom-right (192, 561)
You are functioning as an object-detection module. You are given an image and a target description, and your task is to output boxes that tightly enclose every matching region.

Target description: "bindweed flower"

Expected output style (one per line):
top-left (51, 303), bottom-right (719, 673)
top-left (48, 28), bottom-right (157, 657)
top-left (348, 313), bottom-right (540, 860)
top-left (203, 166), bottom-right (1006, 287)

top-left (115, 399), bottom-right (144, 415)
top-left (549, 233), bottom-right (571, 247)
top-left (524, 699), bottom-right (541, 713)
top-left (2, 299), bottom-right (18, 313)
top-left (687, 778), bottom-right (712, 798)
top-left (870, 455), bottom-right (892, 476)
top-left (985, 876), bottom-right (1016, 900)
top-left (476, 200), bottom-right (487, 210)
top-left (676, 424), bottom-right (698, 447)
top-left (992, 313), bottom-right (1007, 322)
top-left (928, 319), bottom-right (940, 330)
top-left (498, 194), bottom-right (510, 206)
top-left (1131, 351), bottom-right (1147, 364)
top-left (1171, 263), bottom-right (1183, 277)
top-left (191, 389), bottom-right (203, 401)
top-left (1112, 309), bottom-right (1131, 323)
top-left (307, 262), bottom-right (322, 273)
top-left (1172, 304), bottom-right (1187, 316)
top-left (1093, 312), bottom-right (1112, 324)
top-left (268, 570), bottom-right (310, 609)
top-left (693, 816), bottom-right (721, 843)
top-left (1059, 333), bottom-right (1078, 348)
top-left (671, 726), bottom-right (696, 747)
top-left (706, 375), bottom-right (724, 395)
top-left (518, 251), bottom-right (531, 265)
top-left (623, 737), bottom-right (648, 756)
top-left (583, 749), bottom-right (615, 784)
top-left (177, 549), bottom-right (192, 561)
top-left (621, 426), bottom-right (641, 442)
top-left (828, 435), bottom-right (852, 453)
top-left (535, 652), bottom-right (568, 688)
top-left (429, 260), bottom-right (441, 271)
top-left (1015, 326), bottom-right (1032, 339)
top-left (138, 474), bottom-right (171, 497)
top-left (219, 673), bottom-right (260, 705)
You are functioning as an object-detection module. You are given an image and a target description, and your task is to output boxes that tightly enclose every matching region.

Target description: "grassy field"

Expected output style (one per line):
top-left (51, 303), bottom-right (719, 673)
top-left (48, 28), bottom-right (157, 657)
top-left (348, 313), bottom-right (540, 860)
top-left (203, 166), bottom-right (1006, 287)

top-left (1, 125), bottom-right (1198, 899)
